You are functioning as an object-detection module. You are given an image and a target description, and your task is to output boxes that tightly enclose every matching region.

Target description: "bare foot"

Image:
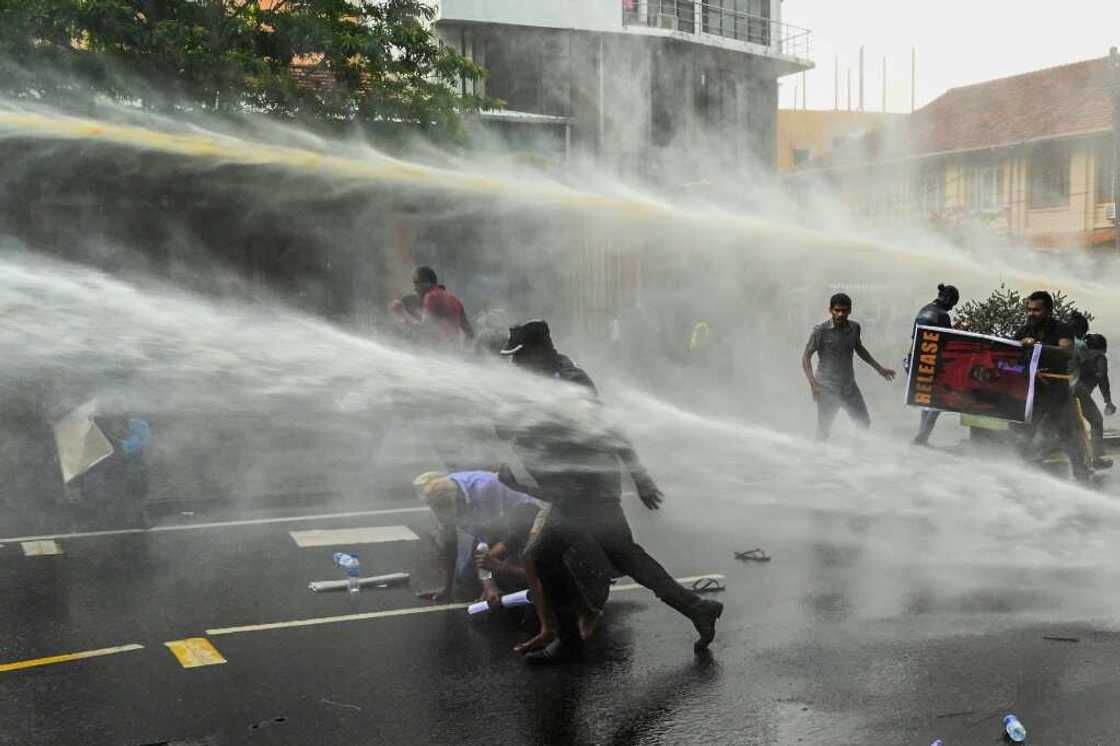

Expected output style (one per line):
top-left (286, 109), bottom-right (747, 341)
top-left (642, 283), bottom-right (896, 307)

top-left (577, 609), bottom-right (601, 641)
top-left (514, 629), bottom-right (556, 654)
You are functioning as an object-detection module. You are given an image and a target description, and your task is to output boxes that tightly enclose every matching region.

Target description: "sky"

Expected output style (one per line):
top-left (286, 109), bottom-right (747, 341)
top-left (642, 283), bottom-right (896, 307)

top-left (779, 0), bottom-right (1120, 112)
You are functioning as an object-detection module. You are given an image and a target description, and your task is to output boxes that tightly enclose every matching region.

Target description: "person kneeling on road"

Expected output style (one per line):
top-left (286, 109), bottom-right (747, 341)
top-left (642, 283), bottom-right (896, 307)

top-left (413, 470), bottom-right (540, 606)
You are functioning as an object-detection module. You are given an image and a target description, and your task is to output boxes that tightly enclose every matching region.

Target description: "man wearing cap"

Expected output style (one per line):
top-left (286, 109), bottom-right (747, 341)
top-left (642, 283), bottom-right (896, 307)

top-left (910, 283), bottom-right (960, 445)
top-left (497, 319), bottom-right (723, 660)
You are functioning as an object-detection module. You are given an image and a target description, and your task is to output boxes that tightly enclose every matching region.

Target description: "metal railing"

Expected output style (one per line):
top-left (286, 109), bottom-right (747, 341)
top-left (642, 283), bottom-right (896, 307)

top-left (621, 0), bottom-right (812, 60)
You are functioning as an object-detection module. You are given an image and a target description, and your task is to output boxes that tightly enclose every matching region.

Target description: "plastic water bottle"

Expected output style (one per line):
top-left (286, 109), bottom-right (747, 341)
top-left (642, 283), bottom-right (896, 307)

top-left (1003, 714), bottom-right (1026, 743)
top-left (476, 542), bottom-right (492, 582)
top-left (333, 552), bottom-right (361, 593)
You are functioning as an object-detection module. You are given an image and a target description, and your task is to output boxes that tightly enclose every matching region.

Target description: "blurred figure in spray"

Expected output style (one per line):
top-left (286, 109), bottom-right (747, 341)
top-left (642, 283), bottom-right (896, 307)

top-left (1015, 291), bottom-right (1089, 481)
top-left (910, 283), bottom-right (959, 445)
top-left (413, 470), bottom-right (540, 606)
top-left (387, 293), bottom-right (423, 342)
top-left (472, 308), bottom-right (512, 358)
top-left (77, 406), bottom-right (152, 528)
top-left (1074, 332), bottom-right (1115, 469)
top-left (802, 293), bottom-right (897, 441)
top-left (411, 266), bottom-right (473, 348)
top-left (497, 320), bottom-right (722, 661)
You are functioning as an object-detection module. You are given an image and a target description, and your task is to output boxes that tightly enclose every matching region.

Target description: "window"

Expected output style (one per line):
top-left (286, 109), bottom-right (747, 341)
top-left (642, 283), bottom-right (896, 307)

top-left (1028, 144), bottom-right (1071, 209)
top-left (700, 0), bottom-right (770, 45)
top-left (918, 172), bottom-right (943, 216)
top-left (648, 0), bottom-right (695, 33)
top-left (969, 165), bottom-right (1003, 213)
top-left (792, 148), bottom-right (810, 166)
top-left (1097, 141), bottom-right (1116, 204)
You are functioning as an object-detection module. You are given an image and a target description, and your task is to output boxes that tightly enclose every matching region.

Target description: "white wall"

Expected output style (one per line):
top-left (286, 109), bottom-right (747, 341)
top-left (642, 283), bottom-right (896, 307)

top-left (437, 0), bottom-right (624, 33)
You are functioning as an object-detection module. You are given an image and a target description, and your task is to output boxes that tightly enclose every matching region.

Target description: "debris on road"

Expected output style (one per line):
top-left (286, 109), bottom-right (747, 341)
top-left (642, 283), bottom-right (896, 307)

top-left (308, 572), bottom-right (410, 593)
top-left (734, 548), bottom-right (771, 562)
top-left (1003, 714), bottom-right (1026, 742)
top-left (468, 588), bottom-right (532, 615)
top-left (1042, 635), bottom-right (1080, 643)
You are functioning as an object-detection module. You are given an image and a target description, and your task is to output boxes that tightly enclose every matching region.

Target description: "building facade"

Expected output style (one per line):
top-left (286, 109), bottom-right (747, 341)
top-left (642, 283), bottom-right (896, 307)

top-left (776, 109), bottom-right (904, 171)
top-left (792, 56), bottom-right (1119, 250)
top-left (436, 0), bottom-right (812, 179)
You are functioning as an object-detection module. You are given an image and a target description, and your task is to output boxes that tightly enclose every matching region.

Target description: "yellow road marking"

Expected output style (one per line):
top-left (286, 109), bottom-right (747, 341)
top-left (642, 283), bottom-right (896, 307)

top-left (164, 638), bottom-right (226, 668)
top-left (0, 644), bottom-right (143, 672)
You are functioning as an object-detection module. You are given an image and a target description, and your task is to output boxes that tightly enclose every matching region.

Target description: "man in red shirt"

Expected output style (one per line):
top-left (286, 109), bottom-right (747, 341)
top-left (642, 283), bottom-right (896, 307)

top-left (412, 266), bottom-right (473, 346)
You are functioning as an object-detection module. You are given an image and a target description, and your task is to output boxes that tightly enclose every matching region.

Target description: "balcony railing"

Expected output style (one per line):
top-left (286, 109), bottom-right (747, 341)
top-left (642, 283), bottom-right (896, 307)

top-left (621, 0), bottom-right (811, 60)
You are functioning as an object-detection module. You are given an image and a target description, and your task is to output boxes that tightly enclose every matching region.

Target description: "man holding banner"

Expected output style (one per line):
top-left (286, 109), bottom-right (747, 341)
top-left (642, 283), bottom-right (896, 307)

top-left (1013, 291), bottom-right (1089, 482)
top-left (906, 290), bottom-right (1089, 482)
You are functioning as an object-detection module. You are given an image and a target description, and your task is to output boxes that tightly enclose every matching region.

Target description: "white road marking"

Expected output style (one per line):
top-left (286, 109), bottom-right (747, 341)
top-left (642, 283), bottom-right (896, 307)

top-left (21, 540), bottom-right (63, 557)
top-left (0, 506), bottom-right (429, 544)
top-left (290, 525), bottom-right (419, 548)
top-left (206, 574), bottom-right (725, 636)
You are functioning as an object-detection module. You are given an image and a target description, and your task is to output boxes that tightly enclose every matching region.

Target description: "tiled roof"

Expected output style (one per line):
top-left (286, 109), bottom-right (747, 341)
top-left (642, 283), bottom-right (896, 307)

top-left (800, 55), bottom-right (1116, 171)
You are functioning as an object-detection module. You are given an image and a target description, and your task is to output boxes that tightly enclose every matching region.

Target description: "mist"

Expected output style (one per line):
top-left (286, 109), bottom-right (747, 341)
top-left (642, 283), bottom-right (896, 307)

top-left (2, 88), bottom-right (1120, 620)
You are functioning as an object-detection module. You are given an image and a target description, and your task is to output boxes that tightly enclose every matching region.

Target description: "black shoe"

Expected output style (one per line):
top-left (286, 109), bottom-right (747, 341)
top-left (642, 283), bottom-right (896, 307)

top-left (1093, 457), bottom-right (1113, 470)
top-left (688, 599), bottom-right (723, 653)
top-left (524, 637), bottom-right (580, 664)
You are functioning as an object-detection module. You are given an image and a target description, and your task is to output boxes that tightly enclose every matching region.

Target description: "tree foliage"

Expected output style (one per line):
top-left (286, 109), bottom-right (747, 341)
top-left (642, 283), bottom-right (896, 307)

top-left (0, 0), bottom-right (491, 139)
top-left (955, 284), bottom-right (1093, 338)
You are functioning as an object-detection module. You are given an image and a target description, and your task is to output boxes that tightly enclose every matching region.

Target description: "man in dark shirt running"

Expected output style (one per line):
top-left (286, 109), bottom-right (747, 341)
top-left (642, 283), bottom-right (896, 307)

top-left (802, 293), bottom-right (896, 441)
top-left (1014, 290), bottom-right (1089, 481)
top-left (911, 284), bottom-right (960, 445)
top-left (497, 320), bottom-right (723, 661)
top-left (1077, 333), bottom-right (1115, 468)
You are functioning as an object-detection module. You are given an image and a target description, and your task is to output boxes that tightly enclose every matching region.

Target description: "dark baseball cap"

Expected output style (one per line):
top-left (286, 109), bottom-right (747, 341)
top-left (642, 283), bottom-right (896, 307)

top-left (500, 319), bottom-right (551, 355)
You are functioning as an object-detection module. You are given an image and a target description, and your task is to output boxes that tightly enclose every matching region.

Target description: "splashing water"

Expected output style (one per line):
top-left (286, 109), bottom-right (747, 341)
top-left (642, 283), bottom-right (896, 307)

top-left (4, 100), bottom-right (1120, 624)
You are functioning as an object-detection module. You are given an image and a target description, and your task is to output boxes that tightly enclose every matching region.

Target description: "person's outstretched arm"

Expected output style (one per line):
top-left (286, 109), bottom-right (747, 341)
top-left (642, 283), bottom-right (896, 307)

top-left (1100, 355), bottom-right (1115, 414)
top-left (855, 342), bottom-right (896, 381)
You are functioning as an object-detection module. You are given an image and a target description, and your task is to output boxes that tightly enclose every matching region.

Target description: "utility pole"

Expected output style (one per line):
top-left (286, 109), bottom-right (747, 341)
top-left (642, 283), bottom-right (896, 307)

top-left (802, 70), bottom-right (807, 109)
top-left (1111, 46), bottom-right (1119, 252)
top-left (882, 57), bottom-right (887, 112)
top-left (911, 47), bottom-right (917, 112)
top-left (859, 46), bottom-right (865, 111)
top-left (834, 53), bottom-right (839, 110)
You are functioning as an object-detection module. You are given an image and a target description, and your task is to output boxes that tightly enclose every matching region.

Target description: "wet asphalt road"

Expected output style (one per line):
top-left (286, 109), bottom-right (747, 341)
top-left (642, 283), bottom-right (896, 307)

top-left (3, 482), bottom-right (1120, 746)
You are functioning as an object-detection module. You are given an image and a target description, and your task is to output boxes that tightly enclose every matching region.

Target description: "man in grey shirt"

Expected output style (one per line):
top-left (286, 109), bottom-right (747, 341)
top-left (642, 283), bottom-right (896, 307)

top-left (801, 293), bottom-right (897, 440)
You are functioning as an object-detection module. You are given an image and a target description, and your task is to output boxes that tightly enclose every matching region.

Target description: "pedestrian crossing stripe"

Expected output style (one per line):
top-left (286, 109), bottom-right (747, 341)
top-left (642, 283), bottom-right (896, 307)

top-left (21, 540), bottom-right (62, 556)
top-left (289, 525), bottom-right (419, 548)
top-left (164, 638), bottom-right (226, 668)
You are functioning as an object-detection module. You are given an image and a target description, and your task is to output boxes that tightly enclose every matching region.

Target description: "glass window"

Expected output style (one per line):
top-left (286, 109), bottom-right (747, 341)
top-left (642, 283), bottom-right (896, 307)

top-left (1028, 144), bottom-right (1071, 209)
top-left (969, 165), bottom-right (1002, 213)
top-left (918, 172), bottom-right (943, 216)
top-left (1097, 141), bottom-right (1115, 204)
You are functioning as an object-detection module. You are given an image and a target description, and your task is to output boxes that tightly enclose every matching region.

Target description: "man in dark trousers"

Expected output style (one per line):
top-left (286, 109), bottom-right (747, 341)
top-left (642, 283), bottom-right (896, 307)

top-left (1076, 333), bottom-right (1115, 469)
top-left (802, 292), bottom-right (896, 440)
top-left (497, 320), bottom-right (722, 661)
top-left (1014, 290), bottom-right (1089, 481)
top-left (911, 284), bottom-right (960, 445)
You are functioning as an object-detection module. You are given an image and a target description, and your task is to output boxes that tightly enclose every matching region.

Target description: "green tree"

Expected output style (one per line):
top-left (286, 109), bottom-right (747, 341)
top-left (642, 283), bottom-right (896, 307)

top-left (0, 0), bottom-right (492, 140)
top-left (955, 284), bottom-right (1092, 337)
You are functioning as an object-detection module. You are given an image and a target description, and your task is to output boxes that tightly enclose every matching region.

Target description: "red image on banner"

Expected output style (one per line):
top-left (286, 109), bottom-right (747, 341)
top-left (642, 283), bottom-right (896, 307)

top-left (906, 326), bottom-right (1042, 422)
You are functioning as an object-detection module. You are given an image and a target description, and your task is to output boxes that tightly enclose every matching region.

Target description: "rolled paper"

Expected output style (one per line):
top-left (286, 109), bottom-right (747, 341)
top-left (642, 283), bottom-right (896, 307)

top-left (501, 589), bottom-right (531, 608)
top-left (308, 572), bottom-right (410, 593)
top-left (467, 589), bottom-right (533, 615)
